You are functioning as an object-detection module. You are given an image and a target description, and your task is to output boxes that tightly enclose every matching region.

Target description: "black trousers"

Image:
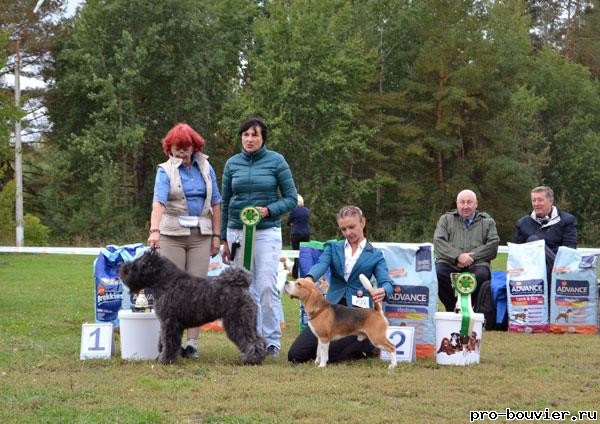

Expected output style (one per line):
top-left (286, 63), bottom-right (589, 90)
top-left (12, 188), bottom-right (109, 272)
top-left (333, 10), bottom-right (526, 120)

top-left (436, 262), bottom-right (490, 312)
top-left (291, 233), bottom-right (310, 278)
top-left (287, 327), bottom-right (376, 364)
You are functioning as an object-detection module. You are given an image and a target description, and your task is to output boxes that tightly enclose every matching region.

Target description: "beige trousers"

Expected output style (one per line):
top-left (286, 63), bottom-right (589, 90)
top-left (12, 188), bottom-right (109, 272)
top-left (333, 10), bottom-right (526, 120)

top-left (159, 228), bottom-right (211, 278)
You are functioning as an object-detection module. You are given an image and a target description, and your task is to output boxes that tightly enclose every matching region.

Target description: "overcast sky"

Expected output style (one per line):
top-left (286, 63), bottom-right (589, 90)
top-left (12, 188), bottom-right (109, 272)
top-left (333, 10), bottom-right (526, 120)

top-left (65, 0), bottom-right (84, 17)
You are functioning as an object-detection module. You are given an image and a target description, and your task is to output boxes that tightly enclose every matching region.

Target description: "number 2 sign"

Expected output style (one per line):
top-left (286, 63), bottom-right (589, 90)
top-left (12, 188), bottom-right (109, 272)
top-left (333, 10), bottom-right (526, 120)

top-left (380, 326), bottom-right (415, 363)
top-left (80, 323), bottom-right (113, 360)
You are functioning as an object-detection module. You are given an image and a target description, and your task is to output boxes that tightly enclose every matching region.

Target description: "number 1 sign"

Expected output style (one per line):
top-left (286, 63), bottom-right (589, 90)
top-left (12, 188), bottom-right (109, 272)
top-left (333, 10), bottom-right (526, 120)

top-left (380, 326), bottom-right (416, 363)
top-left (80, 323), bottom-right (113, 360)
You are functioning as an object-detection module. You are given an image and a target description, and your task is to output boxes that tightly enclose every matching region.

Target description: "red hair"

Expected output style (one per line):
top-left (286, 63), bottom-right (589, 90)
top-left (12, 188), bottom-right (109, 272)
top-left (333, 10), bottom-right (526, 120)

top-left (161, 123), bottom-right (205, 156)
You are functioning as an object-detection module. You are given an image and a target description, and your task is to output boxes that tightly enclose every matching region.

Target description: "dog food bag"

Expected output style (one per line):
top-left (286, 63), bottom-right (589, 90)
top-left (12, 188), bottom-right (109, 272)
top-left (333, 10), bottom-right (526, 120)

top-left (94, 243), bottom-right (147, 328)
top-left (550, 246), bottom-right (598, 334)
top-left (374, 242), bottom-right (437, 359)
top-left (506, 240), bottom-right (549, 333)
top-left (298, 241), bottom-right (331, 331)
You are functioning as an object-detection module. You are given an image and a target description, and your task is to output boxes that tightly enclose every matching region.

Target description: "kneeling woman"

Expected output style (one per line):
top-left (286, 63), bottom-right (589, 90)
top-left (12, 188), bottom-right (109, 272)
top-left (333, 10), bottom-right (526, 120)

top-left (287, 205), bottom-right (393, 363)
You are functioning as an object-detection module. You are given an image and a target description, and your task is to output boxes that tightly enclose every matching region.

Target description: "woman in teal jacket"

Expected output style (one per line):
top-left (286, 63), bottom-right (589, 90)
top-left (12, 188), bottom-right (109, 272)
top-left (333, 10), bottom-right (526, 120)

top-left (288, 205), bottom-right (393, 363)
top-left (221, 117), bottom-right (297, 357)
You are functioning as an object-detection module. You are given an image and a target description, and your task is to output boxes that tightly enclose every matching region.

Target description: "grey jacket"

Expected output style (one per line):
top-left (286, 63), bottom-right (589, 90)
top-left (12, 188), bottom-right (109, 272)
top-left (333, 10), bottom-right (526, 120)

top-left (433, 210), bottom-right (499, 269)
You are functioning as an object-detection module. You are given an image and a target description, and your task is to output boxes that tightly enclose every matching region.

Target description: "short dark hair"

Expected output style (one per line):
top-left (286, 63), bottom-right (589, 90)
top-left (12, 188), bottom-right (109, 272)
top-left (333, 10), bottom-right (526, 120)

top-left (238, 117), bottom-right (268, 144)
top-left (531, 186), bottom-right (554, 202)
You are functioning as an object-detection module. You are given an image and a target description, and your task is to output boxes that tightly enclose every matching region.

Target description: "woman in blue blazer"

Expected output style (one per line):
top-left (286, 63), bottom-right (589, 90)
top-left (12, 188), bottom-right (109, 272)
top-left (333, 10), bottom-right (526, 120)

top-left (287, 205), bottom-right (393, 363)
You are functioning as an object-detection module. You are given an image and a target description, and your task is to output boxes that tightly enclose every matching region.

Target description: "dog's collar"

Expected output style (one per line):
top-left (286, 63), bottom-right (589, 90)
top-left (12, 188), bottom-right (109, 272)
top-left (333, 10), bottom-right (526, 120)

top-left (307, 306), bottom-right (326, 321)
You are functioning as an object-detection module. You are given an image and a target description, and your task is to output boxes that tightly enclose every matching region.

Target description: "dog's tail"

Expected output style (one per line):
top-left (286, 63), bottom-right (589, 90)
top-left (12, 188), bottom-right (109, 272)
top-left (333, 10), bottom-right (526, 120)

top-left (359, 273), bottom-right (376, 294)
top-left (215, 266), bottom-right (252, 287)
top-left (359, 274), bottom-right (385, 315)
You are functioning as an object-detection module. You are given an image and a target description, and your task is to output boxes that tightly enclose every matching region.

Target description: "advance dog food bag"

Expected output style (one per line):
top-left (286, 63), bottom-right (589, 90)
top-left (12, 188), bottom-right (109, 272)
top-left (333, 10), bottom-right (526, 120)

top-left (550, 246), bottom-right (598, 334)
top-left (506, 240), bottom-right (549, 333)
top-left (374, 242), bottom-right (437, 359)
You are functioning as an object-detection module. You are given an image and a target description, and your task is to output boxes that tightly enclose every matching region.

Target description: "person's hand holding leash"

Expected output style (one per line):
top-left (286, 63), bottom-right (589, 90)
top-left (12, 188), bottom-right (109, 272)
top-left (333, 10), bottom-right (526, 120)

top-left (148, 229), bottom-right (160, 249)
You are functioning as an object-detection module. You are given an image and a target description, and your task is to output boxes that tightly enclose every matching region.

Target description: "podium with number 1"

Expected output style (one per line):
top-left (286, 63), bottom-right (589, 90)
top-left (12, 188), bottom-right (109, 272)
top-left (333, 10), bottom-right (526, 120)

top-left (80, 323), bottom-right (113, 360)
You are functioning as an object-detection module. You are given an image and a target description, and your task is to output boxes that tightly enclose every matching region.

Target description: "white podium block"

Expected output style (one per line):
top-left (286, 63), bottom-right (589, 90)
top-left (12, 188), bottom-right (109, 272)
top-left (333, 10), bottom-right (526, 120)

top-left (118, 309), bottom-right (160, 360)
top-left (80, 322), bottom-right (113, 360)
top-left (380, 326), bottom-right (415, 363)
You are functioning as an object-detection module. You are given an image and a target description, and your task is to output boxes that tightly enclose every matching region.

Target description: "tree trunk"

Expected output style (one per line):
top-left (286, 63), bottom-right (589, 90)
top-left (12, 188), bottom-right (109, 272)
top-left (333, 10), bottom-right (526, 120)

top-left (435, 61), bottom-right (446, 185)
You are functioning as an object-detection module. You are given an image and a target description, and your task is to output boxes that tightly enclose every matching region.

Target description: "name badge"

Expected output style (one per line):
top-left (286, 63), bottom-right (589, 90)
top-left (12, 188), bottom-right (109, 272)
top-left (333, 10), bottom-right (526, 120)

top-left (178, 216), bottom-right (199, 228)
top-left (352, 295), bottom-right (370, 308)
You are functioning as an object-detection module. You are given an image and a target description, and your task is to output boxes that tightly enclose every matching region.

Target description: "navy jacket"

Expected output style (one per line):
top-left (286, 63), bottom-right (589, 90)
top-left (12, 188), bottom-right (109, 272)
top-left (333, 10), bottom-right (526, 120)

top-left (515, 209), bottom-right (577, 254)
top-left (287, 206), bottom-right (310, 236)
top-left (306, 240), bottom-right (393, 307)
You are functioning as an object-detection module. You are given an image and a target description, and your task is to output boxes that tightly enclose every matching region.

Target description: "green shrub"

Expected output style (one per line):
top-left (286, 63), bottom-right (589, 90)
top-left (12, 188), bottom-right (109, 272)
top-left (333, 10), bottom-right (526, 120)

top-left (24, 213), bottom-right (51, 245)
top-left (0, 179), bottom-right (14, 244)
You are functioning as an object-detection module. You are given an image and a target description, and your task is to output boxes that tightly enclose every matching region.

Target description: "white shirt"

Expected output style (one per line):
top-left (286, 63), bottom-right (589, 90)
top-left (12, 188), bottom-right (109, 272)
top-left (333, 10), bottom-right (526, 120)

top-left (530, 205), bottom-right (561, 228)
top-left (344, 238), bottom-right (366, 281)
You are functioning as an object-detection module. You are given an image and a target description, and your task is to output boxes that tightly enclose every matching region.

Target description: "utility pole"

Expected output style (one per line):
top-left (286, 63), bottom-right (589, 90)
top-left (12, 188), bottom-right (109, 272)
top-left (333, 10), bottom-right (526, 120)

top-left (13, 1), bottom-right (45, 247)
top-left (14, 35), bottom-right (24, 247)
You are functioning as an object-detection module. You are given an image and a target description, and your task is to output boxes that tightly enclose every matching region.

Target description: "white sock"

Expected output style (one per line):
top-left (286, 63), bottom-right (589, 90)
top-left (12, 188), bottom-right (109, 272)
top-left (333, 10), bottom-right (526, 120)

top-left (187, 339), bottom-right (198, 349)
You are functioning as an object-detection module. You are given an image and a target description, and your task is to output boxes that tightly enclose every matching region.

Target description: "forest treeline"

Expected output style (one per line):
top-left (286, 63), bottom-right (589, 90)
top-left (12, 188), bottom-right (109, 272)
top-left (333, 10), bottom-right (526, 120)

top-left (1, 0), bottom-right (599, 247)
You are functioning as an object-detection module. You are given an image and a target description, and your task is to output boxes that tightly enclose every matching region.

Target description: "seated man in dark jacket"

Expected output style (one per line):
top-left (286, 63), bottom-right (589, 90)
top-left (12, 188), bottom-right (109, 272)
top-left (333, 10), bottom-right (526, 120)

top-left (515, 186), bottom-right (577, 285)
top-left (434, 189), bottom-right (499, 312)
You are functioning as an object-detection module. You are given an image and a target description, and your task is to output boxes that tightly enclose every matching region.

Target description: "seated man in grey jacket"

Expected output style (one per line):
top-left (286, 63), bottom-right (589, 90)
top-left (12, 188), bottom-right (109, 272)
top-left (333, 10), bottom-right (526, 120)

top-left (433, 189), bottom-right (499, 312)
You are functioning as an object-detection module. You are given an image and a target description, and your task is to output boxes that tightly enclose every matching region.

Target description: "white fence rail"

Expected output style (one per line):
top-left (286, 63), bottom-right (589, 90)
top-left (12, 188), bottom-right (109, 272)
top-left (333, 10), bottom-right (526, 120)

top-left (2, 245), bottom-right (600, 257)
top-left (0, 245), bottom-right (298, 258)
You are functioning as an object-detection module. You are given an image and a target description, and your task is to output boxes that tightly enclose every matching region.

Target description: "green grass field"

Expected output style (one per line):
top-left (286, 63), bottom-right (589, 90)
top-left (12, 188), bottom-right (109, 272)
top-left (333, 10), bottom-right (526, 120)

top-left (0, 253), bottom-right (599, 423)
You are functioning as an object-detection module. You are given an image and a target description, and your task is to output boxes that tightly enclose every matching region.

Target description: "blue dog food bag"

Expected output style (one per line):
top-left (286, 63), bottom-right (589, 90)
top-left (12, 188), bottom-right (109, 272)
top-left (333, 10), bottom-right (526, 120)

top-left (506, 240), bottom-right (549, 333)
top-left (298, 241), bottom-right (331, 331)
top-left (550, 246), bottom-right (598, 334)
top-left (375, 242), bottom-right (437, 359)
top-left (93, 243), bottom-right (147, 327)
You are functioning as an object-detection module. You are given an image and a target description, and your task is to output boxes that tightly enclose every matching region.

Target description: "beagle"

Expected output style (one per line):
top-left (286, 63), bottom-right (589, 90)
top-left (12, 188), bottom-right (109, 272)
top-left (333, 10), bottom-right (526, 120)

top-left (285, 274), bottom-right (397, 368)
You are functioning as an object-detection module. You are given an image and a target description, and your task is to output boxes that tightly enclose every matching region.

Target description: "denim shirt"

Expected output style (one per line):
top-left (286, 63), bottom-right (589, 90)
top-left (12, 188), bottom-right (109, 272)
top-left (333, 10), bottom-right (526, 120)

top-left (153, 157), bottom-right (221, 215)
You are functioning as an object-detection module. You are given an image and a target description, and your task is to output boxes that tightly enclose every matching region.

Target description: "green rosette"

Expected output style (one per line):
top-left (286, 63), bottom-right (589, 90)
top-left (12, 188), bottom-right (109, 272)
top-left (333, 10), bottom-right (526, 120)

top-left (451, 272), bottom-right (477, 337)
top-left (239, 206), bottom-right (261, 271)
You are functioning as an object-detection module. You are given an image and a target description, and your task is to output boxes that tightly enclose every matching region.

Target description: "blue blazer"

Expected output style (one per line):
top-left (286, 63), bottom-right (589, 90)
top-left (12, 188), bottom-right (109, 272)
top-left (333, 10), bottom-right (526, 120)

top-left (306, 240), bottom-right (393, 307)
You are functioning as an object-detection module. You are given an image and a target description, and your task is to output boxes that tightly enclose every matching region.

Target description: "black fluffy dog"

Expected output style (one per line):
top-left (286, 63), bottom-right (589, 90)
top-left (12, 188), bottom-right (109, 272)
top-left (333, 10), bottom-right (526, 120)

top-left (120, 251), bottom-right (266, 365)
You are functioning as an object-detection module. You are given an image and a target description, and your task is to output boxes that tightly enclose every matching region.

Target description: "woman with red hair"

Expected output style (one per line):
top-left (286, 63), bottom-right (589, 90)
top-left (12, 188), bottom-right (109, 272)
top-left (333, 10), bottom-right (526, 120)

top-left (148, 123), bottom-right (222, 359)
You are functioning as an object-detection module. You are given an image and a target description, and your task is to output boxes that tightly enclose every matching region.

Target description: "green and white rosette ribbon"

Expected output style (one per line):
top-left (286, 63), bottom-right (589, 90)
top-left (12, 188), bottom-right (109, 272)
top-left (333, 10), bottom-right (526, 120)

top-left (239, 206), bottom-right (261, 271)
top-left (451, 272), bottom-right (478, 337)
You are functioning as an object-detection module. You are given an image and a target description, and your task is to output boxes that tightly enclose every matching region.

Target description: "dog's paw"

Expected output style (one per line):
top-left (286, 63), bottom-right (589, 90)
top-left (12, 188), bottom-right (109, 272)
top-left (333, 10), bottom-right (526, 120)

top-left (157, 356), bottom-right (175, 365)
top-left (242, 356), bottom-right (265, 366)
